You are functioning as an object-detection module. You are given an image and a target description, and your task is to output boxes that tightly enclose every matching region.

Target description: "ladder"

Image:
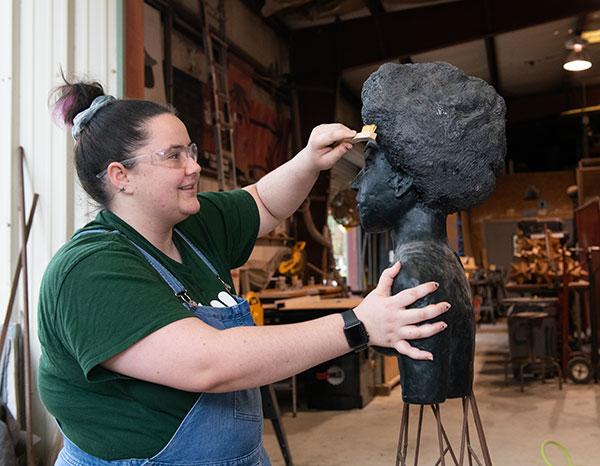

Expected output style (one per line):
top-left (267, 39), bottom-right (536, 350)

top-left (201, 0), bottom-right (237, 191)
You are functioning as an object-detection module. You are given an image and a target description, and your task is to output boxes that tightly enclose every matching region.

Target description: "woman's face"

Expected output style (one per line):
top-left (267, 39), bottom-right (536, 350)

top-left (351, 142), bottom-right (415, 232)
top-left (125, 113), bottom-right (202, 225)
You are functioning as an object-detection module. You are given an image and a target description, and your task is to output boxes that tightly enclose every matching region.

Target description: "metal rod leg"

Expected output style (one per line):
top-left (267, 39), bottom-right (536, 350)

top-left (436, 407), bottom-right (460, 465)
top-left (469, 395), bottom-right (493, 466)
top-left (261, 385), bottom-right (294, 466)
top-left (395, 396), bottom-right (492, 466)
top-left (402, 404), bottom-right (410, 461)
top-left (459, 397), bottom-right (467, 465)
top-left (292, 375), bottom-right (297, 417)
top-left (519, 363), bottom-right (526, 392)
top-left (270, 417), bottom-right (293, 466)
top-left (396, 403), bottom-right (410, 466)
top-left (551, 360), bottom-right (563, 390)
top-left (433, 404), bottom-right (446, 466)
top-left (541, 358), bottom-right (546, 384)
top-left (465, 402), bottom-right (474, 466)
top-left (413, 405), bottom-right (424, 466)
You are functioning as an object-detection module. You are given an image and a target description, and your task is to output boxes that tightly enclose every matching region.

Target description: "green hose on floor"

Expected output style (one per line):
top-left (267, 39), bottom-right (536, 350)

top-left (540, 440), bottom-right (578, 466)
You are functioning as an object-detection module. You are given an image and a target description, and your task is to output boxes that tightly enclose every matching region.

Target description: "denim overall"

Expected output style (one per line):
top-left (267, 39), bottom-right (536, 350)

top-left (56, 229), bottom-right (270, 466)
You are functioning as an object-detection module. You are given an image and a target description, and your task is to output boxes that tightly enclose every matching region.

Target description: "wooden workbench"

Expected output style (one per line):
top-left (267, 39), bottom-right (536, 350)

top-left (256, 285), bottom-right (344, 302)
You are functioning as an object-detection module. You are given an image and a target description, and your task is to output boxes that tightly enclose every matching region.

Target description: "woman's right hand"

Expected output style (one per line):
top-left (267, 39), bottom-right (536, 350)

top-left (353, 261), bottom-right (450, 360)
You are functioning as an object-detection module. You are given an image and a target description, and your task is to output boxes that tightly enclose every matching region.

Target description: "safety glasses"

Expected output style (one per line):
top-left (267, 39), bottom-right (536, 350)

top-left (96, 142), bottom-right (198, 179)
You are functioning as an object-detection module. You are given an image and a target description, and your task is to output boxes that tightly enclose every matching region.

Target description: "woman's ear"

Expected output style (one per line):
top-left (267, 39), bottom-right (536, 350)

top-left (106, 162), bottom-right (130, 192)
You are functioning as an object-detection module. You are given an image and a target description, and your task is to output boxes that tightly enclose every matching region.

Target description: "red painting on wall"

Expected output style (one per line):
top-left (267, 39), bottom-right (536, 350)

top-left (201, 54), bottom-right (291, 181)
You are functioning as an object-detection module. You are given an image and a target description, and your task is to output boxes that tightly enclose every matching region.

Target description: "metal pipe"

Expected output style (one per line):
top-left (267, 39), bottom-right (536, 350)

top-left (18, 147), bottom-right (35, 466)
top-left (588, 246), bottom-right (600, 381)
top-left (0, 194), bottom-right (38, 359)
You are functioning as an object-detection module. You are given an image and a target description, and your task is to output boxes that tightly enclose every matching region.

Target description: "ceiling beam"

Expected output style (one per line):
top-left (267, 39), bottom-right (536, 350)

top-left (239, 0), bottom-right (291, 43)
top-left (482, 0), bottom-right (501, 92)
top-left (363, 0), bottom-right (385, 16)
top-left (293, 0), bottom-right (600, 71)
top-left (485, 37), bottom-right (500, 91)
top-left (361, 0), bottom-right (388, 62)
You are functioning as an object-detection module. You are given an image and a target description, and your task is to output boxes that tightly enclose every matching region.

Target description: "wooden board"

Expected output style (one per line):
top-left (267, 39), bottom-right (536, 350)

top-left (304, 285), bottom-right (344, 295)
top-left (275, 296), bottom-right (363, 311)
top-left (505, 283), bottom-right (557, 292)
top-left (256, 285), bottom-right (343, 301)
top-left (256, 288), bottom-right (318, 300)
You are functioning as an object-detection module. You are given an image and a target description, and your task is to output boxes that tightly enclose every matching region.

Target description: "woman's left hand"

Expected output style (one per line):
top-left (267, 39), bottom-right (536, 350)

top-left (300, 123), bottom-right (356, 172)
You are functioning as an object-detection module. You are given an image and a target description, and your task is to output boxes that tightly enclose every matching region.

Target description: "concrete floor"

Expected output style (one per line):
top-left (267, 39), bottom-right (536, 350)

top-left (263, 322), bottom-right (600, 465)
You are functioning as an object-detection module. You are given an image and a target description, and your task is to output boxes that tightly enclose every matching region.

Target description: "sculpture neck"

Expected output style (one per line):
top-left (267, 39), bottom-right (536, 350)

top-left (392, 205), bottom-right (448, 245)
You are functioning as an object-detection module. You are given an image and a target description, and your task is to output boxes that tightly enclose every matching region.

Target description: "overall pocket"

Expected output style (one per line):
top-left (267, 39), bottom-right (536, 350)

top-left (234, 388), bottom-right (263, 422)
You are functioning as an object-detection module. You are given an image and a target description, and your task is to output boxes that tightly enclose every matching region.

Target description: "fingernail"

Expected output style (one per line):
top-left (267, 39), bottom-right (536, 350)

top-left (445, 303), bottom-right (451, 311)
top-left (433, 282), bottom-right (439, 288)
top-left (428, 355), bottom-right (434, 361)
top-left (441, 322), bottom-right (448, 329)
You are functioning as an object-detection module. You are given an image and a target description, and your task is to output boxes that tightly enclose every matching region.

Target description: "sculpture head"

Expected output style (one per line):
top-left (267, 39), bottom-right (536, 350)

top-left (353, 62), bottom-right (506, 232)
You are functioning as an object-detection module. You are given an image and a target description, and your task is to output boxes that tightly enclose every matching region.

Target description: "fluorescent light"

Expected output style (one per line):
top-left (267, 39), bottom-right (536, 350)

top-left (561, 104), bottom-right (600, 116)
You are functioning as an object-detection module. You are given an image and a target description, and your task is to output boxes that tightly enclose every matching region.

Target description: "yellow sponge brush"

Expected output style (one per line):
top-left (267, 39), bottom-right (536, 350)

top-left (350, 124), bottom-right (377, 143)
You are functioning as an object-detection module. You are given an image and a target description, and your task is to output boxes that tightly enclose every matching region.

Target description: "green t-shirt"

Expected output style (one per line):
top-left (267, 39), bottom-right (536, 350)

top-left (37, 190), bottom-right (259, 460)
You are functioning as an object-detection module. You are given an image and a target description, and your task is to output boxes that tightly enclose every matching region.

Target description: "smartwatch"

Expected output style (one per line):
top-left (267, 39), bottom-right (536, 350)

top-left (341, 309), bottom-right (369, 352)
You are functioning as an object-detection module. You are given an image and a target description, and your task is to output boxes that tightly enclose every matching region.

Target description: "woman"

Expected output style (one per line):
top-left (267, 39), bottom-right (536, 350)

top-left (352, 62), bottom-right (506, 404)
top-left (39, 79), bottom-right (450, 465)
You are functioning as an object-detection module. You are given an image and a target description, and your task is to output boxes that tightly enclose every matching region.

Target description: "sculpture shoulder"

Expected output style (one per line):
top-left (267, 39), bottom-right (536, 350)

top-left (392, 240), bottom-right (466, 298)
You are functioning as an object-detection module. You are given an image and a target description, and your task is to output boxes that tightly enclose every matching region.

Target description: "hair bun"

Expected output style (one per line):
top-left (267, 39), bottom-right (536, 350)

top-left (50, 78), bottom-right (105, 127)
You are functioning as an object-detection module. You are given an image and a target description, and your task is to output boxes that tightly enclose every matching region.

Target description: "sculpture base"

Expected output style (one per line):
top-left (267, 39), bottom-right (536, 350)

top-left (395, 394), bottom-right (492, 466)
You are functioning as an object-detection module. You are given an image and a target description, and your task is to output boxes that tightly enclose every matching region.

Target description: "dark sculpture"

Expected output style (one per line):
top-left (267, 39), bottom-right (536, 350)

top-left (352, 62), bottom-right (506, 404)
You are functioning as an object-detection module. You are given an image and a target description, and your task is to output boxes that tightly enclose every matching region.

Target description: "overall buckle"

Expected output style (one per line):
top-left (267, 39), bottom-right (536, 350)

top-left (176, 291), bottom-right (198, 308)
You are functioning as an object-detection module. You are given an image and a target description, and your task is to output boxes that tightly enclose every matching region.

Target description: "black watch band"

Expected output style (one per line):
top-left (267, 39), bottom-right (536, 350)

top-left (341, 309), bottom-right (369, 353)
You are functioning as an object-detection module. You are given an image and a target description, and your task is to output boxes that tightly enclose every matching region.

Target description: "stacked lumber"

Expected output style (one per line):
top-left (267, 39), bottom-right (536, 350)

top-left (509, 229), bottom-right (588, 285)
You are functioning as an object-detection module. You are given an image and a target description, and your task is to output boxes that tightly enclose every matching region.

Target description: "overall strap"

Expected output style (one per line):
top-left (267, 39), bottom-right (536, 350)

top-left (174, 228), bottom-right (233, 293)
top-left (73, 228), bottom-right (198, 309)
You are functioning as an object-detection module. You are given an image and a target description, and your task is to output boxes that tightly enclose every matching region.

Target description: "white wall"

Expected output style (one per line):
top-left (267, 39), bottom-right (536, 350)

top-left (2, 1), bottom-right (284, 462)
top-left (73, 1), bottom-right (122, 227)
top-left (0, 0), bottom-right (18, 311)
top-left (2, 1), bottom-right (122, 463)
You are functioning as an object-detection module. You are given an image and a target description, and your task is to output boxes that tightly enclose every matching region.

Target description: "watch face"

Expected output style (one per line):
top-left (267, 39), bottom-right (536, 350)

top-left (342, 310), bottom-right (369, 351)
top-left (345, 321), bottom-right (369, 350)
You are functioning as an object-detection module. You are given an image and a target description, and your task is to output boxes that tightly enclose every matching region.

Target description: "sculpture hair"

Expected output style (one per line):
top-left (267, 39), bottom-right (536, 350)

top-left (361, 62), bottom-right (506, 213)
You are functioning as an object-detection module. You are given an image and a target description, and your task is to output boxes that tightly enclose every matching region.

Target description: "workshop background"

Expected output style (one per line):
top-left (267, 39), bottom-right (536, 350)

top-left (2, 0), bottom-right (600, 465)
